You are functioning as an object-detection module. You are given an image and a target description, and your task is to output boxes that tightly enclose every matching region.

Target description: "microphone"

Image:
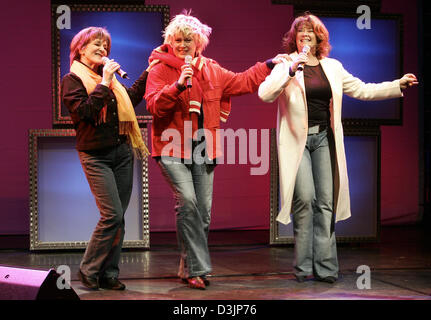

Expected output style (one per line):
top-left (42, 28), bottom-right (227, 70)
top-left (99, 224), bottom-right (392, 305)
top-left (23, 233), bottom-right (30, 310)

top-left (296, 45), bottom-right (310, 71)
top-left (184, 55), bottom-right (193, 88)
top-left (101, 57), bottom-right (129, 79)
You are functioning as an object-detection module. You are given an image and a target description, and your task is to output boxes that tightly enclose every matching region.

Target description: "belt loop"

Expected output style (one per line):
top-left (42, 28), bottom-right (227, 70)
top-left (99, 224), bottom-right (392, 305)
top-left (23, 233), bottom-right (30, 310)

top-left (308, 124), bottom-right (328, 135)
top-left (308, 125), bottom-right (319, 135)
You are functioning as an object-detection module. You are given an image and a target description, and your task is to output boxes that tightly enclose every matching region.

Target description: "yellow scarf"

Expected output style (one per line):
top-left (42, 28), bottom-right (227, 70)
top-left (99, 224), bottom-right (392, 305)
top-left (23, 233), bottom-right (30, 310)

top-left (70, 60), bottom-right (149, 158)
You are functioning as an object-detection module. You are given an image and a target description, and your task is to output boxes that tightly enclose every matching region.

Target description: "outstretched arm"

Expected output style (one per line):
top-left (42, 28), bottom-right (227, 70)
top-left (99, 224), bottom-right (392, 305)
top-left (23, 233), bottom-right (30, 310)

top-left (341, 63), bottom-right (404, 101)
top-left (221, 54), bottom-right (291, 97)
top-left (399, 73), bottom-right (418, 90)
top-left (258, 55), bottom-right (295, 103)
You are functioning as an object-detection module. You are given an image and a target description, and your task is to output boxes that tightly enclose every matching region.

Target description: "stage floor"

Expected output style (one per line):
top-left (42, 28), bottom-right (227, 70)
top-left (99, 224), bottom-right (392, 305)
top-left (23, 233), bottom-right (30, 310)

top-left (0, 226), bottom-right (430, 300)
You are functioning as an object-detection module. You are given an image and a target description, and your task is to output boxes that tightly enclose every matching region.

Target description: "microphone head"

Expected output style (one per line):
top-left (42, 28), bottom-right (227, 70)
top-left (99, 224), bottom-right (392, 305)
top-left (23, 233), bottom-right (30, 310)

top-left (302, 45), bottom-right (310, 54)
top-left (101, 56), bottom-right (109, 64)
top-left (184, 55), bottom-right (193, 64)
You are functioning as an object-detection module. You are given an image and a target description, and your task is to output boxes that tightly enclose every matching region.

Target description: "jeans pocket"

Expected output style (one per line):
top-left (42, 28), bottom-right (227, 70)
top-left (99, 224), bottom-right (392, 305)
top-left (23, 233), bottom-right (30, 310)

top-left (316, 130), bottom-right (329, 148)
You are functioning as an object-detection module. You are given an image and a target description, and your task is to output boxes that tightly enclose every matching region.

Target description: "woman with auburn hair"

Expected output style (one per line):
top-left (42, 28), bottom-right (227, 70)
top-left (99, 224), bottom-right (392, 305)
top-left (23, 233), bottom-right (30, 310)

top-left (145, 11), bottom-right (287, 290)
top-left (61, 27), bottom-right (154, 290)
top-left (259, 13), bottom-right (417, 283)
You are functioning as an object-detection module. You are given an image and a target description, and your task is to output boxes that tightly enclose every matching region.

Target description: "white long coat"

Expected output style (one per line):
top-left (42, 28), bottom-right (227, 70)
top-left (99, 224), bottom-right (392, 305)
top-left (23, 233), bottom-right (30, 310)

top-left (258, 53), bottom-right (403, 225)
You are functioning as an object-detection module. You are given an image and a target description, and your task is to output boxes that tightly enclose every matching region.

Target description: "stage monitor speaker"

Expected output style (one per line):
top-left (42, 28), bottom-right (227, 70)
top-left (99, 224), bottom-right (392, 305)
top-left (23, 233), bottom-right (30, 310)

top-left (0, 266), bottom-right (79, 300)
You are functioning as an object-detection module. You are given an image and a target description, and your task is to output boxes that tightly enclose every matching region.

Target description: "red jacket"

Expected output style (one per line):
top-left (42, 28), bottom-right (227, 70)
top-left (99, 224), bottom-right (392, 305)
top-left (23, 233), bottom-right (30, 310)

top-left (145, 59), bottom-right (271, 160)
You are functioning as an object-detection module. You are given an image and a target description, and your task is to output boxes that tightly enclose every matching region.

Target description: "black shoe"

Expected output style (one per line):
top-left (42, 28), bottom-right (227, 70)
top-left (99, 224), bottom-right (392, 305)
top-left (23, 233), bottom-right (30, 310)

top-left (77, 269), bottom-right (99, 290)
top-left (316, 276), bottom-right (337, 284)
top-left (201, 276), bottom-right (210, 286)
top-left (99, 277), bottom-right (126, 290)
top-left (294, 274), bottom-right (308, 283)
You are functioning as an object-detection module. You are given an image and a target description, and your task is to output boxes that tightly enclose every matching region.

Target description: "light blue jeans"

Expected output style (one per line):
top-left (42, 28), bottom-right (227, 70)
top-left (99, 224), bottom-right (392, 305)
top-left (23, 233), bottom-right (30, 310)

top-left (157, 157), bottom-right (214, 278)
top-left (292, 129), bottom-right (338, 279)
top-left (78, 143), bottom-right (133, 280)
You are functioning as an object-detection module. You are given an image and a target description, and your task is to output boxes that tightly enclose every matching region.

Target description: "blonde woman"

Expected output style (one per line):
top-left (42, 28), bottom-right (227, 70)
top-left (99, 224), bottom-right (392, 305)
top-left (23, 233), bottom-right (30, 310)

top-left (145, 11), bottom-right (286, 289)
top-left (259, 13), bottom-right (417, 283)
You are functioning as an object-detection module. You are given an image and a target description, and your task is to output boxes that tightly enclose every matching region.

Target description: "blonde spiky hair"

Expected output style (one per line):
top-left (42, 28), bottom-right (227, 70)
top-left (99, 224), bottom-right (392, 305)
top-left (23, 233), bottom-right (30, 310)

top-left (163, 10), bottom-right (212, 55)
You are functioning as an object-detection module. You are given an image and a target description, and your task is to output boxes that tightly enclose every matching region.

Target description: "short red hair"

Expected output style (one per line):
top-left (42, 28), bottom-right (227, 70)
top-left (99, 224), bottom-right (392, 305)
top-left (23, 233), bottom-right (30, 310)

top-left (282, 13), bottom-right (331, 59)
top-left (69, 27), bottom-right (111, 66)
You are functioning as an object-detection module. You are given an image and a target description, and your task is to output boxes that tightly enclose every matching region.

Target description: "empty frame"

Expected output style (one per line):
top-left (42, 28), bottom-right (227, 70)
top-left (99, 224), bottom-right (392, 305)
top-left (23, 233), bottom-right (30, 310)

top-left (29, 129), bottom-right (149, 250)
top-left (270, 127), bottom-right (380, 244)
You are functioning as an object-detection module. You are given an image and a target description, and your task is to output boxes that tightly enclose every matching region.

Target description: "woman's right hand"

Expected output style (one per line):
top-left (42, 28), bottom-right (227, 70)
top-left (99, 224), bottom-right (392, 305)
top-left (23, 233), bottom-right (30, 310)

top-left (178, 64), bottom-right (194, 87)
top-left (290, 52), bottom-right (309, 73)
top-left (101, 59), bottom-right (121, 87)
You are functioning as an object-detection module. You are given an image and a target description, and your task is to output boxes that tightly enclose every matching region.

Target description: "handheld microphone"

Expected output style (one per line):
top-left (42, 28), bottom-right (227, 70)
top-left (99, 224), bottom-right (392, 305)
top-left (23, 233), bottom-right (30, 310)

top-left (184, 55), bottom-right (193, 88)
top-left (296, 45), bottom-right (310, 72)
top-left (101, 57), bottom-right (129, 79)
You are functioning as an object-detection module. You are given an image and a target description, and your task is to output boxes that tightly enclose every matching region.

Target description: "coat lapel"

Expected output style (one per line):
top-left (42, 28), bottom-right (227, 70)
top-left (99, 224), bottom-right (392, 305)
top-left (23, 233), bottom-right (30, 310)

top-left (319, 58), bottom-right (338, 127)
top-left (319, 58), bottom-right (336, 98)
top-left (297, 67), bottom-right (306, 96)
top-left (290, 52), bottom-right (307, 106)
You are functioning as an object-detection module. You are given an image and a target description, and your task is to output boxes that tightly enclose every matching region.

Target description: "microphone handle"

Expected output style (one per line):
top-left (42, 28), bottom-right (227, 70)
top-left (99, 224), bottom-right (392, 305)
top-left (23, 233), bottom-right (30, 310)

top-left (185, 61), bottom-right (192, 88)
top-left (297, 45), bottom-right (310, 72)
top-left (102, 57), bottom-right (129, 79)
top-left (117, 69), bottom-right (129, 79)
top-left (184, 55), bottom-right (193, 87)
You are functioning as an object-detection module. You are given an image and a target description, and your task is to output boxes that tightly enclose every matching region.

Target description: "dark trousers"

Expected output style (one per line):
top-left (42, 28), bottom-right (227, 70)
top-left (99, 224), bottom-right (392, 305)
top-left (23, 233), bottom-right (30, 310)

top-left (78, 143), bottom-right (133, 279)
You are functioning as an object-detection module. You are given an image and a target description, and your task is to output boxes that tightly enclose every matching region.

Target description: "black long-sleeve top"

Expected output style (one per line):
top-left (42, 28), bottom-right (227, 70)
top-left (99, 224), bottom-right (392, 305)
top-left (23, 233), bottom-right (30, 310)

top-left (303, 63), bottom-right (332, 127)
top-left (61, 66), bottom-right (148, 151)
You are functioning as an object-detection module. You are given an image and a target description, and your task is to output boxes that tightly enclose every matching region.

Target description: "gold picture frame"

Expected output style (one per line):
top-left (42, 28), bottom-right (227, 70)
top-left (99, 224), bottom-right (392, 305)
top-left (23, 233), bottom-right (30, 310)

top-left (29, 128), bottom-right (150, 250)
top-left (269, 127), bottom-right (381, 244)
top-left (51, 3), bottom-right (170, 127)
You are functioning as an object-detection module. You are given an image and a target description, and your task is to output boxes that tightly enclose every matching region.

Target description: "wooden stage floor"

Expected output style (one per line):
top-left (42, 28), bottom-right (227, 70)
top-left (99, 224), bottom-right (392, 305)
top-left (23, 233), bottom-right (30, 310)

top-left (0, 226), bottom-right (430, 301)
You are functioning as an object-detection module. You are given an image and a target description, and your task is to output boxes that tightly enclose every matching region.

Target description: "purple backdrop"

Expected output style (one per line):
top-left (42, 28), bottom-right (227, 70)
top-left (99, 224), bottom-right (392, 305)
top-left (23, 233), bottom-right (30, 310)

top-left (0, 0), bottom-right (419, 235)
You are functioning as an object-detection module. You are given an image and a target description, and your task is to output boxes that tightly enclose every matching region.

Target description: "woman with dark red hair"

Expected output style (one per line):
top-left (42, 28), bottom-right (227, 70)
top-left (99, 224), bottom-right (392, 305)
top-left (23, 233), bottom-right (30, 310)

top-left (259, 13), bottom-right (417, 283)
top-left (61, 27), bottom-right (153, 290)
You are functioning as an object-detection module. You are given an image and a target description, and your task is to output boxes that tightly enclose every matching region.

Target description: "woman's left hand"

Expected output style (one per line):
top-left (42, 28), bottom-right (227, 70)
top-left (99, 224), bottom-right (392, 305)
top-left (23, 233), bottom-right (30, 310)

top-left (272, 54), bottom-right (292, 64)
top-left (400, 73), bottom-right (418, 90)
top-left (146, 59), bottom-right (160, 72)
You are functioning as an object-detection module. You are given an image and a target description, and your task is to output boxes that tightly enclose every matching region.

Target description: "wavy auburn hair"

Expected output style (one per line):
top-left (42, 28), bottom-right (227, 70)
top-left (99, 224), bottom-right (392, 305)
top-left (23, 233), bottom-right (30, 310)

top-left (69, 27), bottom-right (111, 66)
top-left (282, 13), bottom-right (331, 59)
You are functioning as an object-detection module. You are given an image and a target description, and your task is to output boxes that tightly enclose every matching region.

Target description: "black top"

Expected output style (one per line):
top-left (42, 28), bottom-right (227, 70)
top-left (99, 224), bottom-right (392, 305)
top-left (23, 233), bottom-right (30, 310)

top-left (61, 64), bottom-right (148, 151)
top-left (303, 63), bottom-right (332, 127)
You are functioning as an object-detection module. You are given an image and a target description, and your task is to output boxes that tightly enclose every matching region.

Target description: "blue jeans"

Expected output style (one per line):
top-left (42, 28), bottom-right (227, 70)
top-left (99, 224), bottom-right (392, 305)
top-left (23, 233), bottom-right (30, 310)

top-left (78, 143), bottom-right (133, 279)
top-left (157, 157), bottom-right (214, 278)
top-left (292, 129), bottom-right (338, 279)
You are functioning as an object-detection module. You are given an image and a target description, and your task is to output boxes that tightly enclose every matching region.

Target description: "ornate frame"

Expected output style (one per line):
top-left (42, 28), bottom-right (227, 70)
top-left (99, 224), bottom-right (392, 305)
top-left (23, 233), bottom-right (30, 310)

top-left (51, 3), bottom-right (170, 127)
top-left (272, 1), bottom-right (404, 125)
top-left (29, 128), bottom-right (150, 250)
top-left (269, 126), bottom-right (381, 244)
top-left (314, 12), bottom-right (403, 126)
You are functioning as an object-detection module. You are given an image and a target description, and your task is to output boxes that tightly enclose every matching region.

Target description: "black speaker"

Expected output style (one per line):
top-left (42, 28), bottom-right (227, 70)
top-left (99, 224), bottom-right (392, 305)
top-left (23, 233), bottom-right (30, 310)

top-left (0, 266), bottom-right (80, 300)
